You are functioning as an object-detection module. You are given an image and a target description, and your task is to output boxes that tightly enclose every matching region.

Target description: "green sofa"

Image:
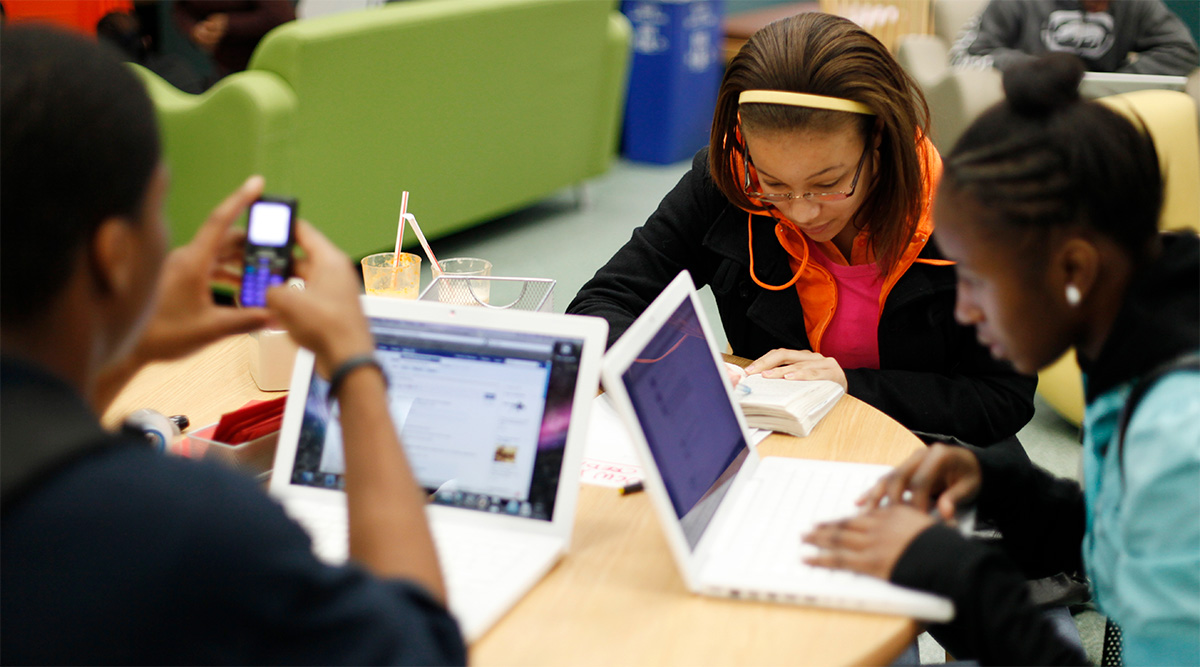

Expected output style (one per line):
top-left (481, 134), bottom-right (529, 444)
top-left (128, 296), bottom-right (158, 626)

top-left (136, 0), bottom-right (632, 258)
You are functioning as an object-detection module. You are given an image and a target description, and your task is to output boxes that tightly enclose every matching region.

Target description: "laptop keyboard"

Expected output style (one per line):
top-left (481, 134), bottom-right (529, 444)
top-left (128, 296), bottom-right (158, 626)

top-left (709, 458), bottom-right (886, 584)
top-left (282, 498), bottom-right (562, 636)
top-left (284, 500), bottom-right (550, 581)
top-left (283, 500), bottom-right (349, 563)
top-left (432, 523), bottom-right (554, 603)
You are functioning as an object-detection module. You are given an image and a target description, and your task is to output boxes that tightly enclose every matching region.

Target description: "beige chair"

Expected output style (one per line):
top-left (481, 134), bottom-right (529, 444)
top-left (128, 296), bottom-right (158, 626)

top-left (927, 0), bottom-right (982, 43)
top-left (1037, 89), bottom-right (1200, 426)
top-left (895, 0), bottom-right (1000, 152)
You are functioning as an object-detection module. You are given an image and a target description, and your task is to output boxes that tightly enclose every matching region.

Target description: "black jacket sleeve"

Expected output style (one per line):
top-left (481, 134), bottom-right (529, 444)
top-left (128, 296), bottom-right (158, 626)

top-left (893, 526), bottom-right (1089, 665)
top-left (567, 150), bottom-right (729, 347)
top-left (970, 441), bottom-right (1088, 578)
top-left (1119, 0), bottom-right (1200, 75)
top-left (844, 324), bottom-right (1037, 447)
top-left (889, 444), bottom-right (1089, 665)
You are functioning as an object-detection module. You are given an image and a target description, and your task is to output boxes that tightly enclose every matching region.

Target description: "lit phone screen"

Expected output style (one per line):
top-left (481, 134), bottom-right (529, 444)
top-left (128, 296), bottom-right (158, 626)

top-left (248, 202), bottom-right (292, 247)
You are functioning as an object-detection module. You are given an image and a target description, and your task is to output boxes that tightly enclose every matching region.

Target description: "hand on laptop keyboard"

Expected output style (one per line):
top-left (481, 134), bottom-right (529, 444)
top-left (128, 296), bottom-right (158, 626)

top-left (800, 504), bottom-right (937, 580)
top-left (855, 444), bottom-right (983, 523)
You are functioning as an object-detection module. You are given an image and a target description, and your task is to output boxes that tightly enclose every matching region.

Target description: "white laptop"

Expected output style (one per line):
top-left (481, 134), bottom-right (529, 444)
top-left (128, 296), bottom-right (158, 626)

top-left (269, 296), bottom-right (607, 641)
top-left (1079, 71), bottom-right (1187, 99)
top-left (600, 271), bottom-right (954, 622)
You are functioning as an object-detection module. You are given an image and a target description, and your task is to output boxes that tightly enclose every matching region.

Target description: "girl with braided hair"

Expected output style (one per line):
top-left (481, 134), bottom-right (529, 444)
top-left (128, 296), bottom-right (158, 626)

top-left (568, 12), bottom-right (1035, 448)
top-left (804, 53), bottom-right (1199, 665)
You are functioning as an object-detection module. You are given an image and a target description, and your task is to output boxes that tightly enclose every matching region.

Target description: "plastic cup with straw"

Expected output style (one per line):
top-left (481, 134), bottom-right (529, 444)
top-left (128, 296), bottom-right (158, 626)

top-left (361, 190), bottom-right (422, 298)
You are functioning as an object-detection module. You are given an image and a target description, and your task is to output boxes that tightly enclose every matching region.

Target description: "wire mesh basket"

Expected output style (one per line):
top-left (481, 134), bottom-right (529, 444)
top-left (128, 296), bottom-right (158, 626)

top-left (418, 275), bottom-right (555, 312)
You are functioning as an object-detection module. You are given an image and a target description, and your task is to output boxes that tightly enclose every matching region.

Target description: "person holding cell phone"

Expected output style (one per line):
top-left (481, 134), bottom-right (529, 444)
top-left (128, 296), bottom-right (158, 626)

top-left (568, 12), bottom-right (1035, 448)
top-left (803, 53), bottom-right (1199, 666)
top-left (0, 26), bottom-right (465, 664)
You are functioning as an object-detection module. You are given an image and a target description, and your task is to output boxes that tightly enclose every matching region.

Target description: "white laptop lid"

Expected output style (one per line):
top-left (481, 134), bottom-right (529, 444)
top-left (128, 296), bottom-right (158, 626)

top-left (1079, 71), bottom-right (1187, 98)
top-left (600, 271), bottom-right (762, 589)
top-left (270, 297), bottom-right (607, 540)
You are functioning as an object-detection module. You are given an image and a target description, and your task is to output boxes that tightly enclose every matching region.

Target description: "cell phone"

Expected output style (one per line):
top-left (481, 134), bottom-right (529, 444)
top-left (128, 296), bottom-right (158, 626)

top-left (239, 196), bottom-right (297, 308)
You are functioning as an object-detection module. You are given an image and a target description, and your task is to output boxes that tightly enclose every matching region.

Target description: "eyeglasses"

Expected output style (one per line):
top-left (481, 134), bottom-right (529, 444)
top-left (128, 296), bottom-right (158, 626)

top-left (743, 139), bottom-right (871, 203)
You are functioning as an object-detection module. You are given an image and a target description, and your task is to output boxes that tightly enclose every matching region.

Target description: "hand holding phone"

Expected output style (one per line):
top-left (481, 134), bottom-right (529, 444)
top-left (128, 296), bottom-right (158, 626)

top-left (240, 196), bottom-right (297, 308)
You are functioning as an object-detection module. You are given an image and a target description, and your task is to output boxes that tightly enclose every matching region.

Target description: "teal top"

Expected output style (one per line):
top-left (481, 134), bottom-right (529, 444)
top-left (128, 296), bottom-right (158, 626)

top-left (1082, 370), bottom-right (1200, 666)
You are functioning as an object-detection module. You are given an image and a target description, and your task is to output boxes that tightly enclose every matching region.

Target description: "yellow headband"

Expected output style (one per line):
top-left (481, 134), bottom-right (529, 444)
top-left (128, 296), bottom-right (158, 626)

top-left (739, 90), bottom-right (874, 116)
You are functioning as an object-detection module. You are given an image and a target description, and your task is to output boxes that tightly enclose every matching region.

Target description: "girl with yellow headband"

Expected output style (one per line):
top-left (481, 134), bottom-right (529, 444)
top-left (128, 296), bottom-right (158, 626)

top-left (567, 12), bottom-right (1035, 447)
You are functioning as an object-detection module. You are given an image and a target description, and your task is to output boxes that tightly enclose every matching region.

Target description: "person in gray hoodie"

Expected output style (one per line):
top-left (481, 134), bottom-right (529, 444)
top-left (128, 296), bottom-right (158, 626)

top-left (949, 0), bottom-right (1198, 75)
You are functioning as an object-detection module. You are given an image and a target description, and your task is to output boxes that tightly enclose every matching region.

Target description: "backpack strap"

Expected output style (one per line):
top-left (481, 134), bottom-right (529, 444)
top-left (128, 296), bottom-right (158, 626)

top-left (1, 358), bottom-right (144, 512)
top-left (1114, 352), bottom-right (1200, 483)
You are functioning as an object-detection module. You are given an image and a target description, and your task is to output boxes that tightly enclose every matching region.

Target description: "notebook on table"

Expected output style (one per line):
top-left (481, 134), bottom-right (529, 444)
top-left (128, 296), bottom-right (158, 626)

top-left (269, 296), bottom-right (607, 641)
top-left (600, 271), bottom-right (954, 622)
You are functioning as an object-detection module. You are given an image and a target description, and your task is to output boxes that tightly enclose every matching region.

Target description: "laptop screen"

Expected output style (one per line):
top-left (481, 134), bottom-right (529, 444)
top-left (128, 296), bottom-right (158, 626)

top-left (620, 297), bottom-right (749, 550)
top-left (287, 316), bottom-right (586, 522)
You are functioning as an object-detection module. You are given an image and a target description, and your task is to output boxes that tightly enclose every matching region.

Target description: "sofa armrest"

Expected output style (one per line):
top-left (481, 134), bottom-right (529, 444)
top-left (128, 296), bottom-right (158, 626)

top-left (589, 11), bottom-right (633, 176)
top-left (133, 65), bottom-right (298, 246)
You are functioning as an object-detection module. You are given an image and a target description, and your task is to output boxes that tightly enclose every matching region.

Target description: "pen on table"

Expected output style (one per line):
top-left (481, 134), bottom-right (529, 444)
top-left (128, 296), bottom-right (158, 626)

top-left (620, 480), bottom-right (644, 495)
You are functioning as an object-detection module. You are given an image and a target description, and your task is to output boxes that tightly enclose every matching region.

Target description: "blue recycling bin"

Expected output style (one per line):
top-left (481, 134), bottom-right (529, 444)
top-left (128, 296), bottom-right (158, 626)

top-left (620, 0), bottom-right (724, 165)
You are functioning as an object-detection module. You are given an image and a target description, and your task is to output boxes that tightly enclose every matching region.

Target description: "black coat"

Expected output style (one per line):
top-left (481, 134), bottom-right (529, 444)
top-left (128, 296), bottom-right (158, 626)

top-left (568, 149), bottom-right (1036, 445)
top-left (0, 357), bottom-right (466, 665)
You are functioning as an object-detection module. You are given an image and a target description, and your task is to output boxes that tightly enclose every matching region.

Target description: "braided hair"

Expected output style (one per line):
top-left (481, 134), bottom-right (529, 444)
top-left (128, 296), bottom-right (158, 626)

top-left (942, 53), bottom-right (1162, 260)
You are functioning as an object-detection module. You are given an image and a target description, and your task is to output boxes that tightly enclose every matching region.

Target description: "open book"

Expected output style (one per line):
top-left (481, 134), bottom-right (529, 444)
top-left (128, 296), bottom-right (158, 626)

top-left (734, 375), bottom-right (845, 438)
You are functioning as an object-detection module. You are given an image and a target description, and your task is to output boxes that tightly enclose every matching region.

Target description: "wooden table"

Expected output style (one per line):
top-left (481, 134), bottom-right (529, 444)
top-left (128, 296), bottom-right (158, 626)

top-left (104, 335), bottom-right (925, 666)
top-left (102, 335), bottom-right (276, 432)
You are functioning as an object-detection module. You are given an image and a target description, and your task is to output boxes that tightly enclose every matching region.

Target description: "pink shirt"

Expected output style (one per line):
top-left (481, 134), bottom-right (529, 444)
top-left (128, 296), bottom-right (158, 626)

top-left (809, 246), bottom-right (883, 370)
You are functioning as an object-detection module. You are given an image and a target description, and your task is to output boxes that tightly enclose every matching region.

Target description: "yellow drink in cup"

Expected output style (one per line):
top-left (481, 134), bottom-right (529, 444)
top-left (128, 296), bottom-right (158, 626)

top-left (361, 252), bottom-right (421, 299)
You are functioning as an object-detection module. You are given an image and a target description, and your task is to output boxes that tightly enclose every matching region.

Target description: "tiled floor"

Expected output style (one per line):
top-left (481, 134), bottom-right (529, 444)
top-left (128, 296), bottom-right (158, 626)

top-left (414, 155), bottom-right (1096, 663)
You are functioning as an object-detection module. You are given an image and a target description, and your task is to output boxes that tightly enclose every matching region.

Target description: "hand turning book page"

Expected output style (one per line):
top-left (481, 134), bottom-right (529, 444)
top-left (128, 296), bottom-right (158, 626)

top-left (734, 375), bottom-right (844, 437)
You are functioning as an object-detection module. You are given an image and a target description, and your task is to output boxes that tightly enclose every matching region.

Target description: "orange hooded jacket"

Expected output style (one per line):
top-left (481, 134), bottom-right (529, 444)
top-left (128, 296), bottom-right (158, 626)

top-left (732, 136), bottom-right (951, 354)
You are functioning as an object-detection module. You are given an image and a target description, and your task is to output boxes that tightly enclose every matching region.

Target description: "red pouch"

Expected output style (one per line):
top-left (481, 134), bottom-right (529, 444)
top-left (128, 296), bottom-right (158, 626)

top-left (211, 395), bottom-right (288, 444)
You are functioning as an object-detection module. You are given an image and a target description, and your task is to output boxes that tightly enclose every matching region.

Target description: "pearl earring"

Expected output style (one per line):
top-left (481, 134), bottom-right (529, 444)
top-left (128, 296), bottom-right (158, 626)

top-left (1065, 284), bottom-right (1082, 307)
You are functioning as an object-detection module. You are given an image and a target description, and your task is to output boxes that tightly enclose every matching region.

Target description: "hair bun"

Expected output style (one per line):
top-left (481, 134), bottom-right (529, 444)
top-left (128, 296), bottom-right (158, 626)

top-left (1002, 53), bottom-right (1085, 116)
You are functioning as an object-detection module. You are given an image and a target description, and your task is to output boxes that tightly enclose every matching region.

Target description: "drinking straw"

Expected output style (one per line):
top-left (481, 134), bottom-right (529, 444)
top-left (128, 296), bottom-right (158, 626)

top-left (405, 213), bottom-right (442, 276)
top-left (387, 191), bottom-right (411, 291)
top-left (393, 190), bottom-right (409, 258)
